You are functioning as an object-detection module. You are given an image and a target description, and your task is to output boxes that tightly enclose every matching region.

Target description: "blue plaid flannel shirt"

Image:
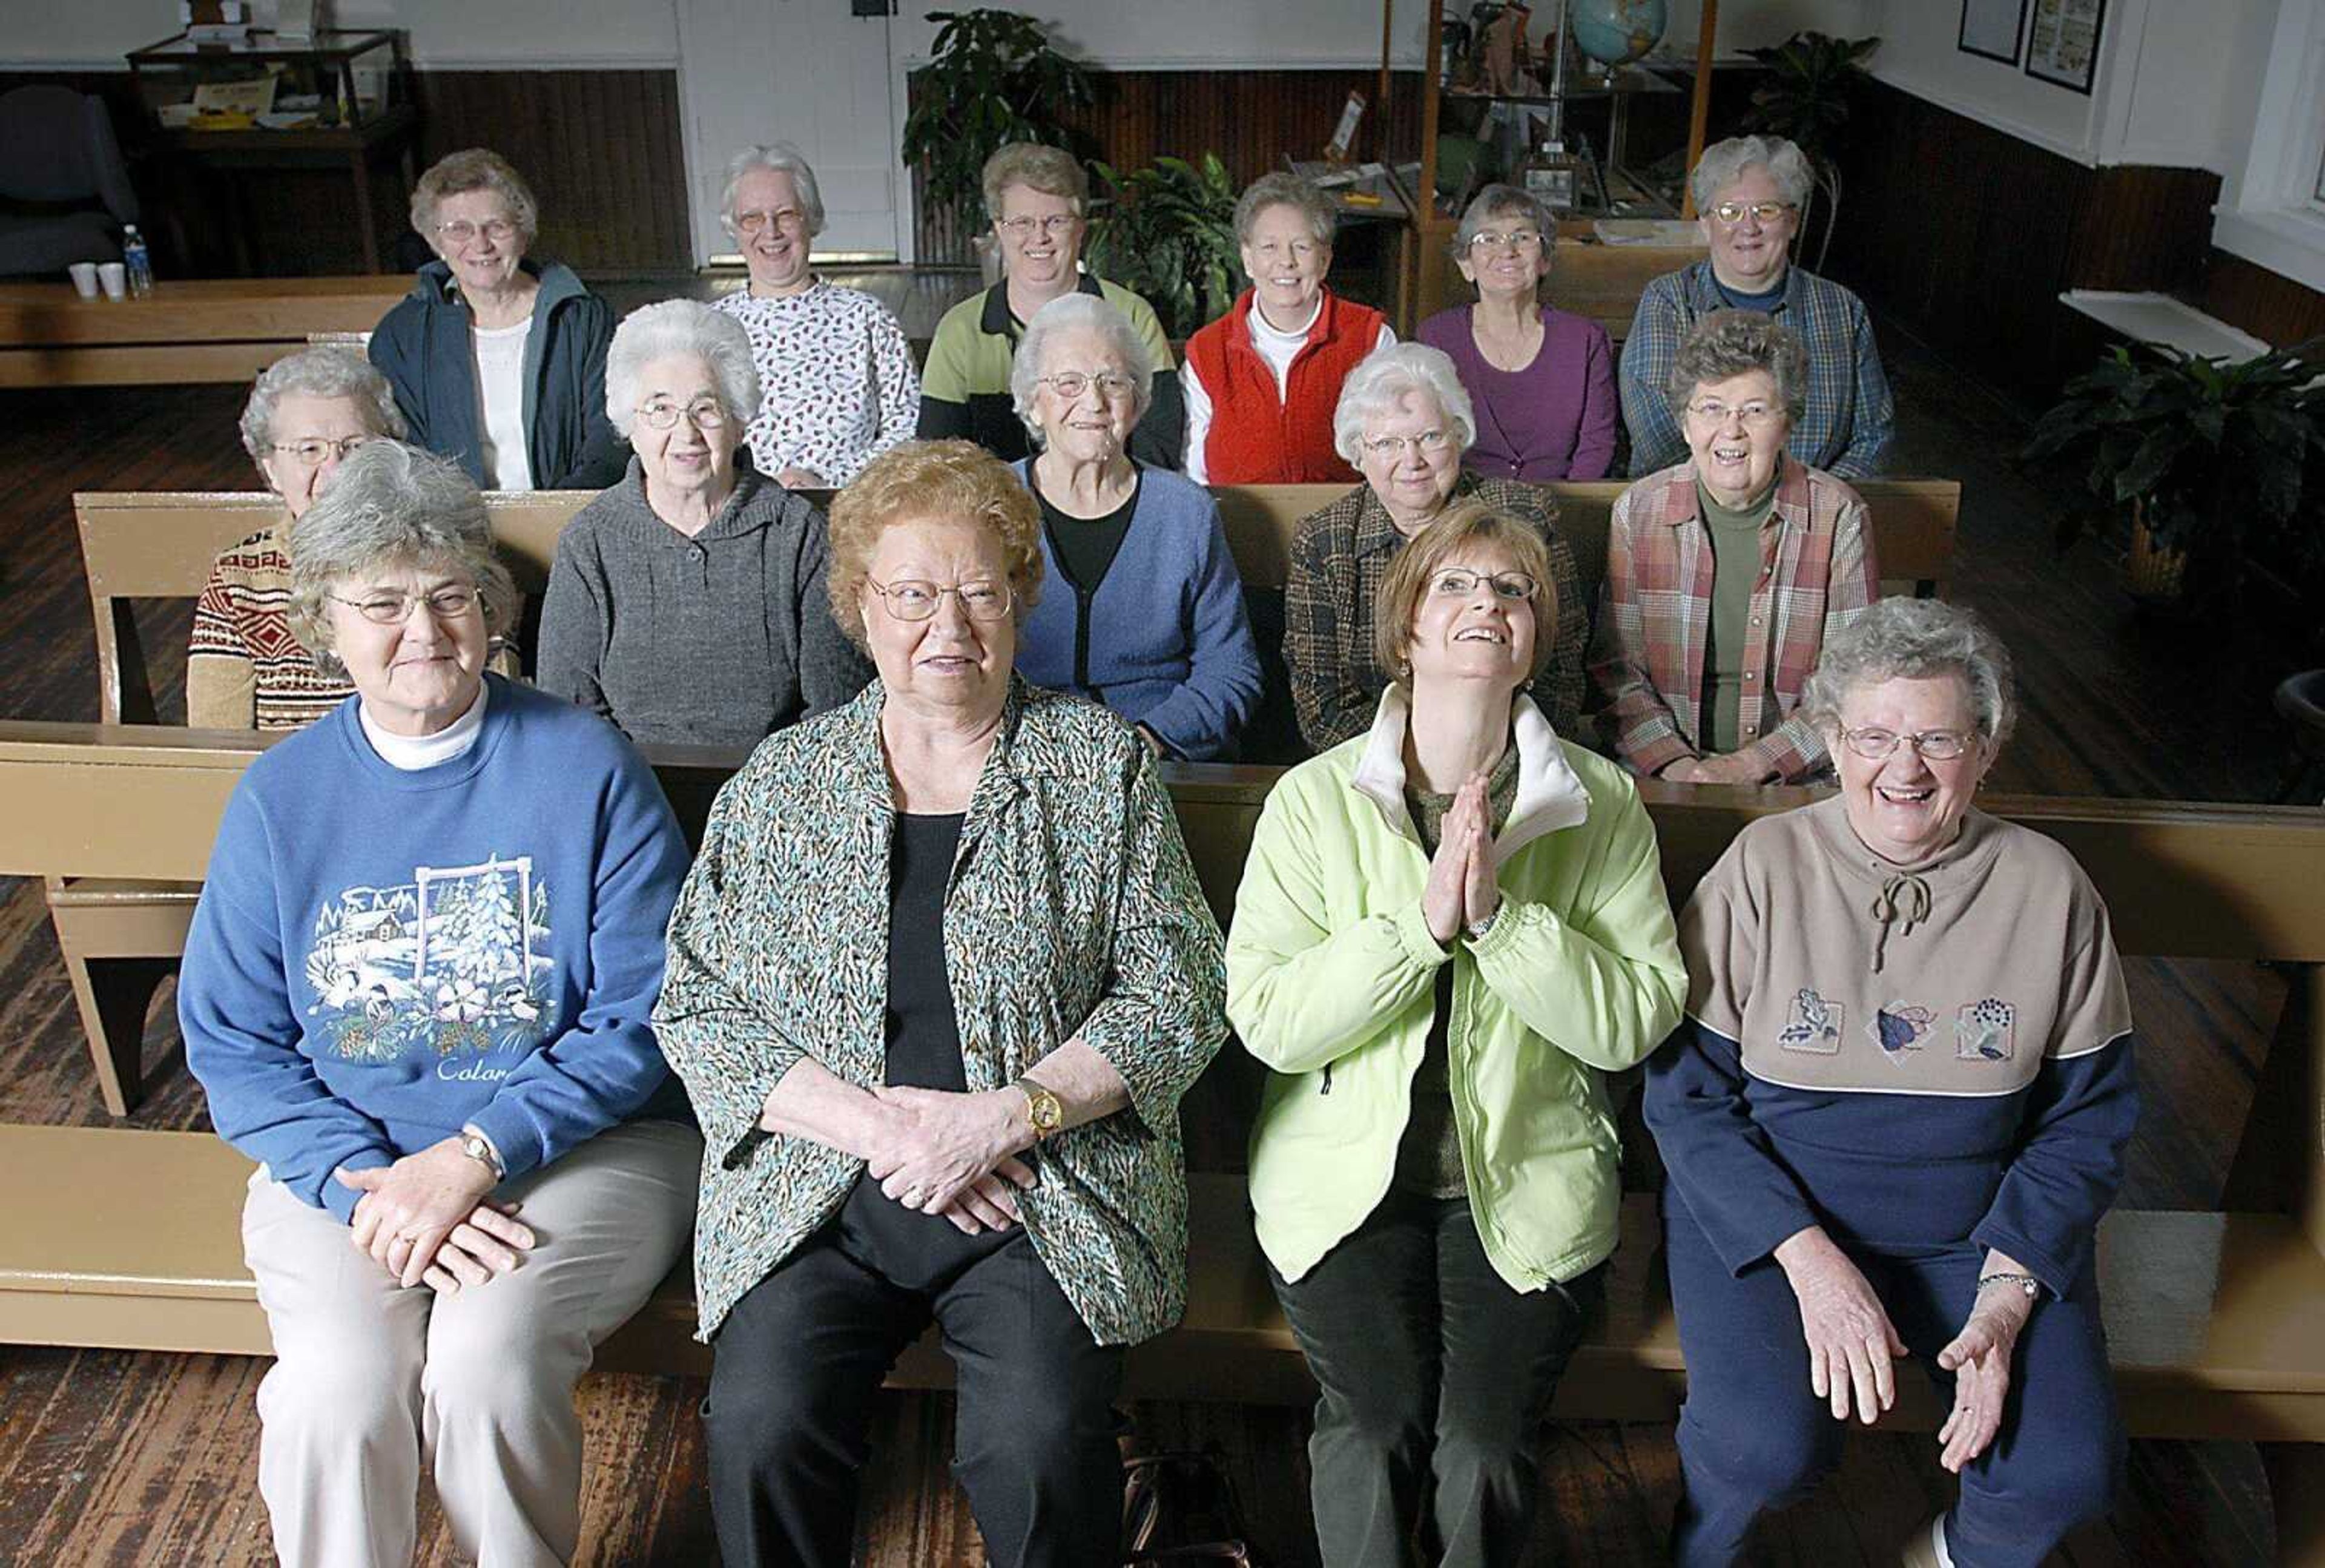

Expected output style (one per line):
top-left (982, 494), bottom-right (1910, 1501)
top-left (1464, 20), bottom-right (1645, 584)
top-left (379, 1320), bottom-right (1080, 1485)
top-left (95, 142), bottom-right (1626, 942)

top-left (1617, 261), bottom-right (1895, 481)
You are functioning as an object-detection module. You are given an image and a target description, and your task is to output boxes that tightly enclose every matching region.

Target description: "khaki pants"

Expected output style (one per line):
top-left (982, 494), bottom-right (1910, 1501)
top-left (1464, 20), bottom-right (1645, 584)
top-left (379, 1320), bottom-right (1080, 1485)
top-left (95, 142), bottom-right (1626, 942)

top-left (241, 1119), bottom-right (700, 1568)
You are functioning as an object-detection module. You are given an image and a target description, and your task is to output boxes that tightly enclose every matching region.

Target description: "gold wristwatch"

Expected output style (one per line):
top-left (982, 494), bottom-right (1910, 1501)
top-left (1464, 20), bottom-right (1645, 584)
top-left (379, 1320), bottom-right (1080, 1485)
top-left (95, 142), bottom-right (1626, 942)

top-left (1014, 1077), bottom-right (1064, 1141)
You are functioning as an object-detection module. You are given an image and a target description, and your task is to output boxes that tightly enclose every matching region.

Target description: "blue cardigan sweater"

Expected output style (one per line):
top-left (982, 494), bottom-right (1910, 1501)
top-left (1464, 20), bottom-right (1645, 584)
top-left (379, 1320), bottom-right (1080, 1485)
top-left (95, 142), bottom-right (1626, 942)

top-left (180, 677), bottom-right (690, 1222)
top-left (368, 259), bottom-right (628, 491)
top-left (1012, 459), bottom-right (1263, 760)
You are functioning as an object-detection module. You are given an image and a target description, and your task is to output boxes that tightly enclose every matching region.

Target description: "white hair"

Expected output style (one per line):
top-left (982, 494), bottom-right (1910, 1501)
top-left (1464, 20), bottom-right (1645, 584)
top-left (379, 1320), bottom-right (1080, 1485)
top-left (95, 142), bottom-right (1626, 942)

top-left (239, 346), bottom-right (405, 467)
top-left (1331, 343), bottom-right (1476, 467)
top-left (1690, 134), bottom-right (1815, 212)
top-left (1008, 293), bottom-right (1155, 448)
top-left (1801, 597), bottom-right (2019, 748)
top-left (720, 143), bottom-right (826, 239)
top-left (604, 300), bottom-right (762, 439)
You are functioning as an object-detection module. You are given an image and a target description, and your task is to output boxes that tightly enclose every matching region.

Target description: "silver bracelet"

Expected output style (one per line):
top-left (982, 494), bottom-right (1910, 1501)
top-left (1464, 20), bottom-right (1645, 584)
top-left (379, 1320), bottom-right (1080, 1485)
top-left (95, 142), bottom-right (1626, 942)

top-left (1977, 1271), bottom-right (2041, 1300)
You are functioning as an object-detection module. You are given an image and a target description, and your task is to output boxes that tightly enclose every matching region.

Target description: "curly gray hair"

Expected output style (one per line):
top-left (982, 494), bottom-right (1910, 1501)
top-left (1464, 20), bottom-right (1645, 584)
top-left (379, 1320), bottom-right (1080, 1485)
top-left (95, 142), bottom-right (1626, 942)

top-left (411, 148), bottom-right (540, 254)
top-left (1666, 309), bottom-right (1809, 426)
top-left (1453, 183), bottom-right (1556, 264)
top-left (1332, 343), bottom-right (1476, 467)
top-left (239, 346), bottom-right (406, 469)
top-left (1690, 134), bottom-right (1814, 214)
top-left (721, 142), bottom-right (827, 238)
top-left (603, 299), bottom-right (762, 440)
top-left (286, 441), bottom-right (518, 674)
top-left (1233, 171), bottom-right (1336, 249)
top-left (1800, 597), bottom-right (2018, 749)
top-left (1009, 293), bottom-right (1155, 447)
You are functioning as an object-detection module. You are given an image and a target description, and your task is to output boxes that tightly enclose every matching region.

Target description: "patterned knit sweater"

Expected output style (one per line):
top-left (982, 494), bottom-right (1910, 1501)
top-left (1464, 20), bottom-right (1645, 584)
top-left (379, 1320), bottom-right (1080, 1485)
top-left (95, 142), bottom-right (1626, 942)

top-left (186, 519), bottom-right (353, 731)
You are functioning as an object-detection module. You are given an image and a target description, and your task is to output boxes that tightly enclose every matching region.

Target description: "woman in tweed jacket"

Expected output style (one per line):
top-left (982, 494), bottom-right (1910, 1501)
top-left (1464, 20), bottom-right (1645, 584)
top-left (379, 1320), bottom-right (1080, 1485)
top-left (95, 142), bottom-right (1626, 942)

top-left (654, 439), bottom-right (1228, 1568)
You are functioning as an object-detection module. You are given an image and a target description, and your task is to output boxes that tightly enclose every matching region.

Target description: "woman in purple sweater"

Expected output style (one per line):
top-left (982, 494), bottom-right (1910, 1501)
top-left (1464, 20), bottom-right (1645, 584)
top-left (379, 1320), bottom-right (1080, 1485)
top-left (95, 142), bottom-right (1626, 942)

top-left (1418, 185), bottom-right (1618, 482)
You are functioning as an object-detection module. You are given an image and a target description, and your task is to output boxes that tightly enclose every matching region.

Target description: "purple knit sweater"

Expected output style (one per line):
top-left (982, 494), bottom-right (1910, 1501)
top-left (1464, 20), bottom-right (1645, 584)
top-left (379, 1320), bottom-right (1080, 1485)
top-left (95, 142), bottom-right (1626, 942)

top-left (1419, 304), bottom-right (1619, 482)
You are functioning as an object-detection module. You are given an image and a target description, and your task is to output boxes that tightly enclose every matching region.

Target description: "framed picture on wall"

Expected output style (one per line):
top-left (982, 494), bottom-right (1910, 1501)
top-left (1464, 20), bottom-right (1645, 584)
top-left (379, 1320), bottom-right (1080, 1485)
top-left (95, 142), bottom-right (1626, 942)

top-left (1958, 0), bottom-right (2028, 65)
top-left (2025, 0), bottom-right (2106, 94)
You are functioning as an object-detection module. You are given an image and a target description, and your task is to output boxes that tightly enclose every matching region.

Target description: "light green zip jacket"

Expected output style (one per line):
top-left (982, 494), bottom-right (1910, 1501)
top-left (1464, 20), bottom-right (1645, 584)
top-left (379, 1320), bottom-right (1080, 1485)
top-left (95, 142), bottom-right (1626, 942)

top-left (1226, 688), bottom-right (1687, 1290)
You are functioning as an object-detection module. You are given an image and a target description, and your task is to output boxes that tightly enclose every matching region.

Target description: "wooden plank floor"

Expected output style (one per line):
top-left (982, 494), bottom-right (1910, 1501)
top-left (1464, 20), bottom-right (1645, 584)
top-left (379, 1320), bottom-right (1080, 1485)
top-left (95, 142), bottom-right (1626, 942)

top-left (0, 308), bottom-right (2300, 1564)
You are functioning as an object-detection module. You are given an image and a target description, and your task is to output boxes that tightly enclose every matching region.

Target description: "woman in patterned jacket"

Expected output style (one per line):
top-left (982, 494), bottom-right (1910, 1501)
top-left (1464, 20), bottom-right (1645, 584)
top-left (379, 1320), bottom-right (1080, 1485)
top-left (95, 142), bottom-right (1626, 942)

top-left (655, 438), bottom-right (1229, 1568)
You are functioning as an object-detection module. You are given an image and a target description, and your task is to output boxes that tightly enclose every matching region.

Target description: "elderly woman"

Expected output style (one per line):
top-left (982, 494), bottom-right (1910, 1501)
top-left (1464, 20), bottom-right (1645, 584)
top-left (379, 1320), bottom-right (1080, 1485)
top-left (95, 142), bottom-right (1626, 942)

top-left (178, 441), bottom-right (699, 1567)
top-left (1009, 292), bottom-right (1262, 760)
top-left (370, 148), bottom-right (625, 492)
top-left (712, 143), bottom-right (918, 487)
top-left (538, 299), bottom-right (870, 748)
top-left (1646, 598), bottom-right (2135, 1567)
top-left (1287, 342), bottom-right (1587, 754)
top-left (1418, 184), bottom-right (1618, 482)
top-left (189, 346), bottom-right (405, 729)
top-left (1620, 134), bottom-right (1893, 479)
top-left (1228, 499), bottom-right (1686, 1567)
top-left (919, 142), bottom-right (1182, 468)
top-left (655, 438), bottom-right (1226, 1567)
top-left (1184, 173), bottom-right (1395, 485)
top-left (1591, 310), bottom-right (1879, 785)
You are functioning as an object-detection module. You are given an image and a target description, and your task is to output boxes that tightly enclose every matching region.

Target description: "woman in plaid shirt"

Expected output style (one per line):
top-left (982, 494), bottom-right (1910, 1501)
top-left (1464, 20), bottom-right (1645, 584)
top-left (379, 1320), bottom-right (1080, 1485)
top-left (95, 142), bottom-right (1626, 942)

top-left (1588, 311), bottom-right (1880, 784)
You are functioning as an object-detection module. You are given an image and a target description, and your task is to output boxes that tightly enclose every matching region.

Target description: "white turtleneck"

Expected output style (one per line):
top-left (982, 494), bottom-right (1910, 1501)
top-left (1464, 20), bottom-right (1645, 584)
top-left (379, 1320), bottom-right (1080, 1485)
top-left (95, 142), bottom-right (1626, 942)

top-left (359, 680), bottom-right (489, 771)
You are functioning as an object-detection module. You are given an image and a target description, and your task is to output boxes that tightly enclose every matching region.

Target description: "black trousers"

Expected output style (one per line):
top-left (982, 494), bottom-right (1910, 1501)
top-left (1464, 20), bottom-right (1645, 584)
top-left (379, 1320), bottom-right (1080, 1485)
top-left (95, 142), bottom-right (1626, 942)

top-left (704, 1179), bottom-right (1127, 1567)
top-left (1268, 1187), bottom-right (1604, 1568)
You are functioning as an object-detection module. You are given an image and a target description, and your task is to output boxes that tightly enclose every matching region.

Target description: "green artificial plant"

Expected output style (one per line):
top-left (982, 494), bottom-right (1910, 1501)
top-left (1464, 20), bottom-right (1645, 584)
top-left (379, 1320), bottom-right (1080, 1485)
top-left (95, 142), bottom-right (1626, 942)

top-left (900, 8), bottom-right (1095, 253)
top-left (1083, 153), bottom-right (1243, 341)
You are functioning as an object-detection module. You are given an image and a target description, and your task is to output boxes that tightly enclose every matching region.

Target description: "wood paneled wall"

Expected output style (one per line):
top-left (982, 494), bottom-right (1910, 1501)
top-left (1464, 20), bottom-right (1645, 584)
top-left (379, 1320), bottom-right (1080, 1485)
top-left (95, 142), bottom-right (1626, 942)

top-left (0, 67), bottom-right (689, 278)
top-left (2197, 249), bottom-right (2325, 351)
top-left (911, 67), bottom-right (1427, 263)
top-left (1823, 77), bottom-right (2231, 404)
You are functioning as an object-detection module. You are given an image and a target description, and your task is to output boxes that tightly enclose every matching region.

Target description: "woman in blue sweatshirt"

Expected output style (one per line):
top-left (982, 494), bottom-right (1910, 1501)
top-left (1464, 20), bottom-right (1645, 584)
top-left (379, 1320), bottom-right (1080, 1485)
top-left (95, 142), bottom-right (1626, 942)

top-left (180, 441), bottom-right (698, 1568)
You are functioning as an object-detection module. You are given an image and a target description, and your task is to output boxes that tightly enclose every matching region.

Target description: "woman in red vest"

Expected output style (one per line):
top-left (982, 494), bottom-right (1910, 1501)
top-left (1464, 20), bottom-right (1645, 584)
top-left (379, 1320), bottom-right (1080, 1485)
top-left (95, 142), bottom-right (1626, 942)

top-left (1184, 173), bottom-right (1394, 485)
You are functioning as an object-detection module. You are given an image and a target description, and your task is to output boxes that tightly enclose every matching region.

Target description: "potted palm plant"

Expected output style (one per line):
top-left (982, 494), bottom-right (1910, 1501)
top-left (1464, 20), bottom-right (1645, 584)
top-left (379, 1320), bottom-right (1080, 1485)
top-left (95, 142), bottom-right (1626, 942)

top-left (900, 8), bottom-right (1095, 265)
top-left (1082, 153), bottom-right (1242, 341)
top-left (2022, 340), bottom-right (2325, 607)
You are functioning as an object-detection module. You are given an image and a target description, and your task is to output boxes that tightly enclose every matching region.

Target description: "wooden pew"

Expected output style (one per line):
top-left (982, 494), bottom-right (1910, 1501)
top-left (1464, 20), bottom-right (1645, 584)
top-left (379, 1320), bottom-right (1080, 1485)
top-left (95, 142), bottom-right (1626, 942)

top-left (54, 479), bottom-right (1958, 1115)
top-left (1, 726), bottom-right (2321, 1553)
top-left (0, 277), bottom-right (411, 389)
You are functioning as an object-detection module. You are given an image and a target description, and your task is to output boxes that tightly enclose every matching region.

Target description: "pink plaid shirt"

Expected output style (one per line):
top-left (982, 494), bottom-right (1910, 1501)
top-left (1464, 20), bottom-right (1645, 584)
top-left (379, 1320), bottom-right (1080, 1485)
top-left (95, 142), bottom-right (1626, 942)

top-left (1588, 457), bottom-right (1878, 781)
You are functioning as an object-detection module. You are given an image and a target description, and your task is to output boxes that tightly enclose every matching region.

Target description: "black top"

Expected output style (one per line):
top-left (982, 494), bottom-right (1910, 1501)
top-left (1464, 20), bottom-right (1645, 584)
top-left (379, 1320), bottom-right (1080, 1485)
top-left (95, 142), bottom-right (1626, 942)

top-left (883, 811), bottom-right (968, 1092)
top-left (1033, 463), bottom-right (1142, 597)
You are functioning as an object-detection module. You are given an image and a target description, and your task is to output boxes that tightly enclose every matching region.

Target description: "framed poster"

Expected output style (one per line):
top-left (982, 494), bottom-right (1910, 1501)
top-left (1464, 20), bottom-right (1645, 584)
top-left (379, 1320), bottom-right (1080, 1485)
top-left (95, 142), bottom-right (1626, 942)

top-left (2025, 0), bottom-right (2106, 94)
top-left (1959, 0), bottom-right (2028, 65)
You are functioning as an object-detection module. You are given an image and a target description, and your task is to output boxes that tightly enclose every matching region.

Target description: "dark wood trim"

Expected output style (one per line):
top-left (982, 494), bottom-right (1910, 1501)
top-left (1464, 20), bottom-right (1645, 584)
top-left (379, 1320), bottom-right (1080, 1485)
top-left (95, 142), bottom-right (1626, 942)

top-left (2194, 248), bottom-right (2325, 351)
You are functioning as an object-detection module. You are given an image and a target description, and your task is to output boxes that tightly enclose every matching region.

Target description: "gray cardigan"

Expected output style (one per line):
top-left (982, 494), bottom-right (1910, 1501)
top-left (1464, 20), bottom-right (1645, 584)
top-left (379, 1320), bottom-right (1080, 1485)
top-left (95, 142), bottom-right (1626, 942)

top-left (537, 460), bottom-right (873, 747)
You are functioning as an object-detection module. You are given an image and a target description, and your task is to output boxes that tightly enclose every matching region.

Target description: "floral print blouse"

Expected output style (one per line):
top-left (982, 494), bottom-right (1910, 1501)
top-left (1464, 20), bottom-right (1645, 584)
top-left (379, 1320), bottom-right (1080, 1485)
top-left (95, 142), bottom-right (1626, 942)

top-left (713, 279), bottom-right (920, 485)
top-left (655, 677), bottom-right (1228, 1343)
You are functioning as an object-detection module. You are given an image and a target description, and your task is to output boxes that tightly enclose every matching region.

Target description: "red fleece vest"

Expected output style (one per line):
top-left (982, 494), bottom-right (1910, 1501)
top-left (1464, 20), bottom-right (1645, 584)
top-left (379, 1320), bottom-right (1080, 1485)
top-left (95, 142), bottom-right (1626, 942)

top-left (1186, 289), bottom-right (1382, 484)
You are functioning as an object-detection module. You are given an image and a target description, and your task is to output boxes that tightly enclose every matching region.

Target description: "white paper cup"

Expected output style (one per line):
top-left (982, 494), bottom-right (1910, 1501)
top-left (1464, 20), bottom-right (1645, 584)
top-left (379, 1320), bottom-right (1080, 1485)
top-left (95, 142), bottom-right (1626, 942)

top-left (68, 262), bottom-right (100, 298)
top-left (97, 262), bottom-right (127, 300)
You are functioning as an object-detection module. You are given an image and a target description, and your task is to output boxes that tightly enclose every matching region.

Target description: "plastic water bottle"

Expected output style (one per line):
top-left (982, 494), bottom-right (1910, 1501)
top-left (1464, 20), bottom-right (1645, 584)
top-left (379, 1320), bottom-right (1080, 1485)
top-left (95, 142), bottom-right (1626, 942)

top-left (122, 226), bottom-right (153, 298)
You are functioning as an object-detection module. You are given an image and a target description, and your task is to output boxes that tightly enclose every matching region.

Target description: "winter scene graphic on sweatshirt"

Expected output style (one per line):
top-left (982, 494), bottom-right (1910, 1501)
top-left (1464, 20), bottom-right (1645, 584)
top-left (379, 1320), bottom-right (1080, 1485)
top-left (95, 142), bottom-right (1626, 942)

top-left (303, 854), bottom-right (559, 1064)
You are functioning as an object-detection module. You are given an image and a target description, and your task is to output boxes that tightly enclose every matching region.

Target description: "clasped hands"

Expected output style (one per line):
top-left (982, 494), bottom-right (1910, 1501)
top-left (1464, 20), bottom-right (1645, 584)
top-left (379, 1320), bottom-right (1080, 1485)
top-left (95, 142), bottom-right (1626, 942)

top-left (1773, 1227), bottom-right (2036, 1472)
top-left (1660, 750), bottom-right (1772, 786)
top-left (862, 1084), bottom-right (1039, 1236)
top-left (1422, 771), bottom-right (1502, 947)
top-left (337, 1137), bottom-right (535, 1296)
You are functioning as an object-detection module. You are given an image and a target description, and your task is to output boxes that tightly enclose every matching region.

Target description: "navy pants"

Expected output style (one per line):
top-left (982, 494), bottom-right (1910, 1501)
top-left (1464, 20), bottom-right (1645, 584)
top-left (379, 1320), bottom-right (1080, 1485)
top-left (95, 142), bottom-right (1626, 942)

top-left (1664, 1201), bottom-right (2123, 1567)
top-left (1268, 1188), bottom-right (1603, 1567)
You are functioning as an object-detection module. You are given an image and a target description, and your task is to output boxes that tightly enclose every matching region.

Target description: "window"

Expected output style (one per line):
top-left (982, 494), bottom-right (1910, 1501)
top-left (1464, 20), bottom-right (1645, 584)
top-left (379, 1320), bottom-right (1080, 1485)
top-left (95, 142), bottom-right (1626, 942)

top-left (2214, 0), bottom-right (2325, 291)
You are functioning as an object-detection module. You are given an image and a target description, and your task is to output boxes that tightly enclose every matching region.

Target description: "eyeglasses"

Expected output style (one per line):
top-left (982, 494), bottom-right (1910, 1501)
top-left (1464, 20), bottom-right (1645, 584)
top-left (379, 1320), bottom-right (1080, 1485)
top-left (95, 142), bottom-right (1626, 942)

top-left (435, 218), bottom-right (517, 248)
top-left (866, 577), bottom-right (1014, 622)
top-left (1040, 370), bottom-right (1138, 401)
top-left (1684, 399), bottom-right (1785, 427)
top-left (1839, 726), bottom-right (1977, 763)
top-left (1362, 429), bottom-right (1453, 459)
top-left (997, 214), bottom-right (1079, 239)
top-left (270, 435), bottom-right (373, 466)
top-left (1467, 228), bottom-right (1543, 251)
top-left (734, 208), bottom-right (806, 235)
top-left (1710, 200), bottom-right (1795, 225)
top-left (636, 398), bottom-right (730, 431)
top-left (1429, 568), bottom-right (1537, 602)
top-left (328, 586), bottom-right (481, 626)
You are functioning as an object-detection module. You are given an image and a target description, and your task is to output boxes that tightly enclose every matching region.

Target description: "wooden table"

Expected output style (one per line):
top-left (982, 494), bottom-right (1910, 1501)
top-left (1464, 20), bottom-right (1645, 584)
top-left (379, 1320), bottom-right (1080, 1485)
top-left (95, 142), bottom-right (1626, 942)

top-left (0, 276), bottom-right (411, 388)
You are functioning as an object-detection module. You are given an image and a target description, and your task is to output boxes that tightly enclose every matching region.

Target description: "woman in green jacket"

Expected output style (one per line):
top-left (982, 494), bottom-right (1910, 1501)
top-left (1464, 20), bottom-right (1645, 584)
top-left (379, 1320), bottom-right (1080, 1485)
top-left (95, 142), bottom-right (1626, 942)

top-left (1225, 498), bottom-right (1687, 1567)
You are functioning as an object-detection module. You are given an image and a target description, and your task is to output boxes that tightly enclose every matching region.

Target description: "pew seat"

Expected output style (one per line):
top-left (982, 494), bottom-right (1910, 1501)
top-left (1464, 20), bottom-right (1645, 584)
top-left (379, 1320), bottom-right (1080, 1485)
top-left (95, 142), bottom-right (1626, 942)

top-left (0, 277), bottom-right (411, 388)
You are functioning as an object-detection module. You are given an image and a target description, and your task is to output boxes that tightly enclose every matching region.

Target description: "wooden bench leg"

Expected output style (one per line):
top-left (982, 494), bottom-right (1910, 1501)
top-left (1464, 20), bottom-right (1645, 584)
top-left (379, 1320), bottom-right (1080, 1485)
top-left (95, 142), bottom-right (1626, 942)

top-left (2263, 1443), bottom-right (2325, 1566)
top-left (59, 952), bottom-right (177, 1118)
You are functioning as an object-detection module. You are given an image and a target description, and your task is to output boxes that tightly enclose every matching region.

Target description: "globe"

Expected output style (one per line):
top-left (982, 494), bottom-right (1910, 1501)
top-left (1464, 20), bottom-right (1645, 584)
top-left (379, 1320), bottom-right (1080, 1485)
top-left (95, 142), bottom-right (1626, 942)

top-left (1569, 0), bottom-right (1669, 70)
